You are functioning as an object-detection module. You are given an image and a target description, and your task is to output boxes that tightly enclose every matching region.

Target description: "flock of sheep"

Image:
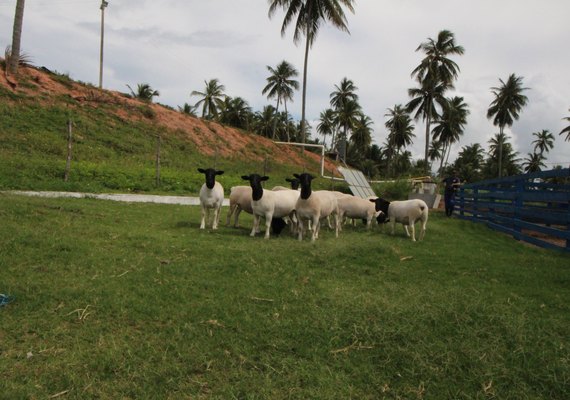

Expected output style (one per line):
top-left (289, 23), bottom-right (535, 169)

top-left (197, 168), bottom-right (429, 242)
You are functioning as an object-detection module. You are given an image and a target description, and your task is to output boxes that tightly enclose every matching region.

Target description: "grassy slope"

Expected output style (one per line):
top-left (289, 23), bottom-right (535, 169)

top-left (1, 194), bottom-right (568, 399)
top-left (0, 66), bottom-right (336, 195)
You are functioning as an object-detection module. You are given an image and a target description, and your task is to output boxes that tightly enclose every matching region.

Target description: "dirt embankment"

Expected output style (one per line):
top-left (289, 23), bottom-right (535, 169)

top-left (1, 62), bottom-right (340, 175)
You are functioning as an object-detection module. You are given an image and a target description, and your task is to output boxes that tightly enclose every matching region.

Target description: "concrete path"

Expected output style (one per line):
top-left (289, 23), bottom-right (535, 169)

top-left (4, 190), bottom-right (230, 206)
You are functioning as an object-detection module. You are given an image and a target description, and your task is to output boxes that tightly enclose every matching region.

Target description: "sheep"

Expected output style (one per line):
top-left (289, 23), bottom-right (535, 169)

top-left (294, 173), bottom-right (339, 242)
top-left (226, 186), bottom-right (253, 227)
top-left (198, 168), bottom-right (224, 230)
top-left (369, 197), bottom-right (428, 241)
top-left (241, 173), bottom-right (300, 239)
top-left (337, 195), bottom-right (378, 230)
top-left (271, 177), bottom-right (300, 191)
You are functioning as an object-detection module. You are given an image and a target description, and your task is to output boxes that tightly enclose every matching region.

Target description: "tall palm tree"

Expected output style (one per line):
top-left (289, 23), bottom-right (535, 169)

top-left (317, 108), bottom-right (336, 149)
top-left (191, 79), bottom-right (226, 120)
top-left (408, 30), bottom-right (464, 173)
top-left (8, 0), bottom-right (25, 75)
top-left (127, 83), bottom-right (160, 102)
top-left (486, 73), bottom-right (529, 178)
top-left (531, 129), bottom-right (554, 156)
top-left (385, 104), bottom-right (415, 177)
top-left (334, 98), bottom-right (361, 161)
top-left (262, 60), bottom-right (299, 139)
top-left (350, 114), bottom-right (373, 151)
top-left (559, 108), bottom-right (570, 141)
top-left (452, 143), bottom-right (485, 183)
top-left (253, 105), bottom-right (277, 138)
top-left (522, 152), bottom-right (546, 173)
top-left (268, 0), bottom-right (355, 145)
top-left (330, 77), bottom-right (359, 110)
top-left (486, 132), bottom-right (521, 178)
top-left (432, 96), bottom-right (470, 174)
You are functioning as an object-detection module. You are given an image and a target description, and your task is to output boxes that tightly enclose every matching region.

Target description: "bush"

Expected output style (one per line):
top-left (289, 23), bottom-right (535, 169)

top-left (372, 179), bottom-right (412, 201)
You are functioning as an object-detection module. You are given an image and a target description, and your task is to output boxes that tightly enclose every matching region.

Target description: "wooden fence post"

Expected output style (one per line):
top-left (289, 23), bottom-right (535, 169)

top-left (155, 133), bottom-right (161, 187)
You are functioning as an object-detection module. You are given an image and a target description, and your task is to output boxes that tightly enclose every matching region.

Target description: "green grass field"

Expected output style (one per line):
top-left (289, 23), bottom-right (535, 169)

top-left (1, 194), bottom-right (569, 399)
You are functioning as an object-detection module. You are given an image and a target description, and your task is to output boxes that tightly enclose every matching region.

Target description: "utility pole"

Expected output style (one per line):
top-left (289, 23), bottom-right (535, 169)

top-left (99, 0), bottom-right (108, 89)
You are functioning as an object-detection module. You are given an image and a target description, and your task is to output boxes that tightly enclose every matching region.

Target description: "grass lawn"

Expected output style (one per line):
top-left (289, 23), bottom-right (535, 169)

top-left (0, 194), bottom-right (569, 399)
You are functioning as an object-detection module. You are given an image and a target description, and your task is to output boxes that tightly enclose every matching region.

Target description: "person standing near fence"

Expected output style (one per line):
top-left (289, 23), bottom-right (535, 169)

top-left (442, 170), bottom-right (461, 217)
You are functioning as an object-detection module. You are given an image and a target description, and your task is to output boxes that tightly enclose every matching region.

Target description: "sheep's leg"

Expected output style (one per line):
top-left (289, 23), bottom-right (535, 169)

top-left (338, 212), bottom-right (344, 232)
top-left (250, 214), bottom-right (260, 237)
top-left (390, 221), bottom-right (396, 235)
top-left (312, 215), bottom-right (320, 241)
top-left (333, 213), bottom-right (339, 238)
top-left (212, 205), bottom-right (221, 230)
top-left (409, 223), bottom-right (416, 241)
top-left (200, 206), bottom-right (207, 229)
top-left (419, 218), bottom-right (427, 241)
top-left (234, 207), bottom-right (242, 228)
top-left (297, 218), bottom-right (304, 241)
top-left (403, 225), bottom-right (410, 237)
top-left (264, 212), bottom-right (272, 239)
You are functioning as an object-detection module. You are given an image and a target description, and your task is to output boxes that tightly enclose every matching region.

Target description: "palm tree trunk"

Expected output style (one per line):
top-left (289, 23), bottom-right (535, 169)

top-left (272, 98), bottom-right (280, 140)
top-left (300, 19), bottom-right (311, 147)
top-left (438, 142), bottom-right (448, 175)
top-left (8, 0), bottom-right (26, 75)
top-left (424, 110), bottom-right (431, 175)
top-left (498, 127), bottom-right (504, 178)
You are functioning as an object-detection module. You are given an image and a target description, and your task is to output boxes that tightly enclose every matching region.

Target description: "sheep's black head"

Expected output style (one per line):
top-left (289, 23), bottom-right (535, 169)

top-left (198, 168), bottom-right (224, 189)
top-left (285, 177), bottom-right (300, 190)
top-left (369, 197), bottom-right (390, 223)
top-left (271, 217), bottom-right (287, 236)
top-left (293, 173), bottom-right (315, 199)
top-left (241, 173), bottom-right (269, 200)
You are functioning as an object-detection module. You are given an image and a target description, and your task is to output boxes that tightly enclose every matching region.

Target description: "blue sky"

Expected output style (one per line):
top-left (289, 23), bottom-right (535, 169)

top-left (1, 0), bottom-right (569, 168)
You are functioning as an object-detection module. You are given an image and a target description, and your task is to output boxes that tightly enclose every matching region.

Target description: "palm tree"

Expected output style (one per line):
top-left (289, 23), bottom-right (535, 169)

top-left (560, 108), bottom-right (570, 141)
top-left (191, 79), bottom-right (226, 120)
top-left (268, 0), bottom-right (356, 145)
top-left (451, 143), bottom-right (485, 183)
top-left (8, 0), bottom-right (25, 75)
top-left (531, 129), bottom-right (554, 156)
top-left (408, 30), bottom-right (464, 173)
top-left (127, 83), bottom-right (160, 102)
top-left (485, 132), bottom-right (521, 178)
top-left (253, 105), bottom-right (277, 138)
top-left (486, 73), bottom-right (529, 178)
top-left (219, 96), bottom-right (252, 130)
top-left (330, 77), bottom-right (359, 156)
top-left (350, 114), bottom-right (373, 151)
top-left (334, 98), bottom-right (361, 161)
top-left (385, 104), bottom-right (415, 177)
top-left (522, 152), bottom-right (546, 173)
top-left (330, 77), bottom-right (359, 110)
top-left (428, 140), bottom-right (443, 164)
top-left (262, 60), bottom-right (299, 139)
top-left (317, 108), bottom-right (336, 149)
top-left (178, 103), bottom-right (197, 116)
top-left (432, 96), bottom-right (470, 174)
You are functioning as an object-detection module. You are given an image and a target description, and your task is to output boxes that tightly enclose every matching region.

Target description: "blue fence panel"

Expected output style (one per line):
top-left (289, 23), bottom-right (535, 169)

top-left (457, 168), bottom-right (570, 252)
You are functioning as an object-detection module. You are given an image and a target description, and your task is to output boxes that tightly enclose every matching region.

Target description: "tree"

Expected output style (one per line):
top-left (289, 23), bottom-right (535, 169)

top-left (559, 108), bottom-right (570, 141)
top-left (219, 96), bottom-right (252, 130)
top-left (268, 0), bottom-right (355, 145)
top-left (486, 73), bottom-right (529, 178)
top-left (484, 133), bottom-right (521, 178)
top-left (191, 79), bottom-right (226, 120)
top-left (350, 114), bottom-right (373, 151)
top-left (531, 129), bottom-right (554, 156)
top-left (330, 77), bottom-right (359, 156)
top-left (178, 103), bottom-right (197, 116)
top-left (408, 30), bottom-right (464, 173)
top-left (127, 83), bottom-right (160, 102)
top-left (334, 98), bottom-right (361, 160)
top-left (8, 0), bottom-right (25, 75)
top-left (253, 105), bottom-right (278, 138)
top-left (522, 152), bottom-right (546, 173)
top-left (317, 108), bottom-right (336, 149)
top-left (431, 96), bottom-right (470, 174)
top-left (450, 143), bottom-right (485, 183)
top-left (385, 104), bottom-right (415, 177)
top-left (262, 60), bottom-right (299, 139)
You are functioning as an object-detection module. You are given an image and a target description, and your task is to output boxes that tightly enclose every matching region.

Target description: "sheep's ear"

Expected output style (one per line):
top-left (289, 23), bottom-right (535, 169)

top-left (285, 178), bottom-right (293, 183)
top-left (241, 175), bottom-right (250, 181)
top-left (198, 168), bottom-right (205, 173)
top-left (261, 176), bottom-right (270, 181)
top-left (369, 198), bottom-right (377, 203)
top-left (216, 170), bottom-right (224, 176)
top-left (293, 173), bottom-right (300, 179)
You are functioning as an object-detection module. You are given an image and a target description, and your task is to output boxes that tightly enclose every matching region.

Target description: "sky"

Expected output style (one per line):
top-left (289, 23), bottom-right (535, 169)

top-left (1, 0), bottom-right (569, 169)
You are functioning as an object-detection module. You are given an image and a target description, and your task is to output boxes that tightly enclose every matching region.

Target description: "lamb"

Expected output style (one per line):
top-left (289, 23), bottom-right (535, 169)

top-left (337, 195), bottom-right (378, 230)
top-left (294, 173), bottom-right (339, 242)
top-left (241, 173), bottom-right (300, 239)
top-left (369, 198), bottom-right (428, 241)
top-left (198, 168), bottom-right (224, 230)
top-left (225, 186), bottom-right (253, 227)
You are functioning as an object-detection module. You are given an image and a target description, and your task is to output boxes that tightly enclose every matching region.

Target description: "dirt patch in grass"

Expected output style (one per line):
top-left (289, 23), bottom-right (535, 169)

top-left (1, 62), bottom-right (341, 176)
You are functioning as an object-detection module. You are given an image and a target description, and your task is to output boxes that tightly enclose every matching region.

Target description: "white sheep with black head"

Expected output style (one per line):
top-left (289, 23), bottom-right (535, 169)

top-left (198, 168), bottom-right (224, 230)
top-left (369, 197), bottom-right (428, 241)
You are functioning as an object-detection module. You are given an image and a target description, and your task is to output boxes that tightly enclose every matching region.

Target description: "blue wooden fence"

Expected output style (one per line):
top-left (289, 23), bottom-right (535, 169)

top-left (456, 168), bottom-right (570, 252)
